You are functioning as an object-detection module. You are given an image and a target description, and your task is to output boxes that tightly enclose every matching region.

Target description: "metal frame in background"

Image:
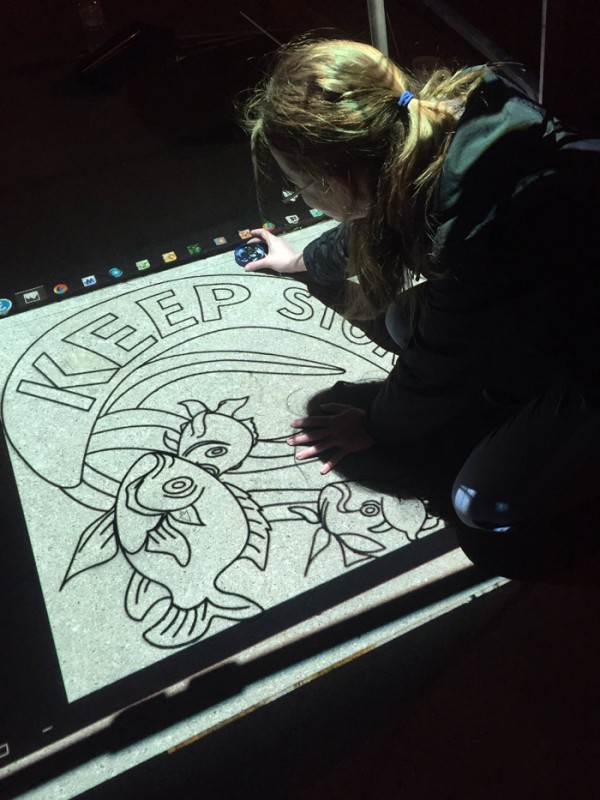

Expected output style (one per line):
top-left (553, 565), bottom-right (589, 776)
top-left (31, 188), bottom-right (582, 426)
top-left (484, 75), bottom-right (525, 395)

top-left (372, 0), bottom-right (540, 98)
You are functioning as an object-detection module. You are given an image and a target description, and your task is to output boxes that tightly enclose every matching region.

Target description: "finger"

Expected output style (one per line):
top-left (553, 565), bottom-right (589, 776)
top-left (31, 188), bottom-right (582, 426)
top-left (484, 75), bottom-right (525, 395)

top-left (287, 430), bottom-right (329, 446)
top-left (320, 457), bottom-right (337, 475)
top-left (250, 228), bottom-right (275, 242)
top-left (295, 441), bottom-right (338, 460)
top-left (320, 448), bottom-right (348, 474)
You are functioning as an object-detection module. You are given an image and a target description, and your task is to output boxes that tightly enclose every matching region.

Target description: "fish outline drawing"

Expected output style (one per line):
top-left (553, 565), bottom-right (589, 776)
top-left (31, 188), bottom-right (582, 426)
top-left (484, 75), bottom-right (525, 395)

top-left (61, 397), bottom-right (272, 649)
top-left (289, 481), bottom-right (440, 576)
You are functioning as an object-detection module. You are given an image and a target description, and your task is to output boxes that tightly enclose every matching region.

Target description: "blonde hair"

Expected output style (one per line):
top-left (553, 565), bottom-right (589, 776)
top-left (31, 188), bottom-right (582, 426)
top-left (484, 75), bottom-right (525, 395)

top-left (241, 37), bottom-right (487, 319)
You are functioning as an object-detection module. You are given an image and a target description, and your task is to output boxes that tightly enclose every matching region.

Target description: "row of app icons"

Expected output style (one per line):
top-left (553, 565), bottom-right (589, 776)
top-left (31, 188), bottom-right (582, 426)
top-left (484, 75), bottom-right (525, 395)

top-left (0, 210), bottom-right (325, 317)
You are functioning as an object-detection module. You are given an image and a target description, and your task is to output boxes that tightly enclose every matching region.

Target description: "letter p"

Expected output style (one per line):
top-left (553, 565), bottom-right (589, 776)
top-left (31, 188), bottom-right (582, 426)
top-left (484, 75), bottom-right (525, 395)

top-left (194, 283), bottom-right (251, 322)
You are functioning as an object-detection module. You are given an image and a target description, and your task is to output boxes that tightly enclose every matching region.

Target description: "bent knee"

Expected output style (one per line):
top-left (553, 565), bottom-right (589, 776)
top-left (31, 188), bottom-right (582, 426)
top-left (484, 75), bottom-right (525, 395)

top-left (451, 482), bottom-right (516, 532)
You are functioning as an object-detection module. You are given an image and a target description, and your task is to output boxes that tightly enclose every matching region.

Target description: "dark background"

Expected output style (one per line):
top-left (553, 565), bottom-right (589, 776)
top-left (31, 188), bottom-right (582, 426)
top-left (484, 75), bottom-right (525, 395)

top-left (1, 0), bottom-right (580, 298)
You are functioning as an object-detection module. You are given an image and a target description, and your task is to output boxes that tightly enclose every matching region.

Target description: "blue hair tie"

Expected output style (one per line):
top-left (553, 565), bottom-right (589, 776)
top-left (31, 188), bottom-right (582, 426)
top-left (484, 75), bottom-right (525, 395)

top-left (397, 90), bottom-right (414, 109)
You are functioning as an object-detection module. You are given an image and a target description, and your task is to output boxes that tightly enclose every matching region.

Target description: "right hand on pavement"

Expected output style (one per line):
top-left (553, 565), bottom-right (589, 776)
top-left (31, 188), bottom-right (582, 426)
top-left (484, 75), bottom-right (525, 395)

top-left (242, 228), bottom-right (307, 274)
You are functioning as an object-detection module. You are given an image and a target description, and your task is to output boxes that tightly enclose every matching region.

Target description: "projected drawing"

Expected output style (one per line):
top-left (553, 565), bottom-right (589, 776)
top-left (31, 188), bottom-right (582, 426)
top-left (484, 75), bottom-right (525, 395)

top-left (290, 482), bottom-right (439, 576)
top-left (57, 395), bottom-right (435, 649)
top-left (0, 272), bottom-right (442, 696)
top-left (60, 399), bottom-right (271, 649)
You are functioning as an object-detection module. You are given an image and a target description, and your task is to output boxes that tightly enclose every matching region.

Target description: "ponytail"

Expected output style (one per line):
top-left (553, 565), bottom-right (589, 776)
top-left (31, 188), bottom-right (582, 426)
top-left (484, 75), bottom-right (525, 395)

top-left (241, 37), bottom-right (487, 319)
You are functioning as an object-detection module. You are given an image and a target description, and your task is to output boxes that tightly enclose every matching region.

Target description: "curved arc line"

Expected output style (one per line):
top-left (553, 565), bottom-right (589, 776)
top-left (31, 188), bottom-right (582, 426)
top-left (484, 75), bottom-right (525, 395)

top-left (102, 360), bottom-right (346, 416)
top-left (0, 269), bottom-right (316, 420)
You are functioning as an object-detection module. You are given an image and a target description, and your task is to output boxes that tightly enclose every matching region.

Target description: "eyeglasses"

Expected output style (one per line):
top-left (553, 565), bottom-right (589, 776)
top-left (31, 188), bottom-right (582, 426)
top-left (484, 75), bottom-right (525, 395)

top-left (281, 179), bottom-right (316, 205)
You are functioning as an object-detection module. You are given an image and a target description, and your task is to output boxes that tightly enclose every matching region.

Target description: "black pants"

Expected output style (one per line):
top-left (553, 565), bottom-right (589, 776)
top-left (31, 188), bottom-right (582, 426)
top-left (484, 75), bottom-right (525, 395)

top-left (386, 298), bottom-right (600, 579)
top-left (450, 382), bottom-right (600, 579)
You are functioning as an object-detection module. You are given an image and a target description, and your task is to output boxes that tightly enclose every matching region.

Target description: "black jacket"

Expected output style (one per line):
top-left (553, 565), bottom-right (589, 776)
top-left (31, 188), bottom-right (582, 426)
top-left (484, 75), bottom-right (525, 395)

top-left (302, 70), bottom-right (600, 446)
